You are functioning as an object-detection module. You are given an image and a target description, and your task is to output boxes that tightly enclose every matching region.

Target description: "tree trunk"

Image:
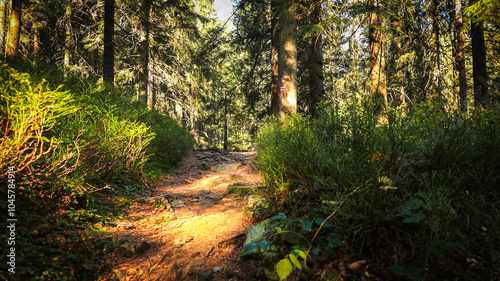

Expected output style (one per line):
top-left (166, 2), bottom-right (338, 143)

top-left (270, 0), bottom-right (280, 116)
top-left (431, 0), bottom-right (441, 97)
top-left (452, 0), bottom-right (467, 111)
top-left (147, 66), bottom-right (155, 110)
top-left (309, 0), bottom-right (324, 118)
top-left (64, 1), bottom-right (72, 70)
top-left (470, 4), bottom-right (489, 106)
top-left (0, 0), bottom-right (7, 55)
top-left (276, 0), bottom-right (297, 117)
top-left (368, 0), bottom-right (387, 110)
top-left (139, 0), bottom-right (151, 104)
top-left (5, 0), bottom-right (21, 58)
top-left (103, 0), bottom-right (115, 83)
top-left (33, 26), bottom-right (42, 56)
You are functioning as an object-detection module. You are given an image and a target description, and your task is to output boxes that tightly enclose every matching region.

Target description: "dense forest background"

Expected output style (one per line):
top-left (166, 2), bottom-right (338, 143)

top-left (1, 0), bottom-right (500, 279)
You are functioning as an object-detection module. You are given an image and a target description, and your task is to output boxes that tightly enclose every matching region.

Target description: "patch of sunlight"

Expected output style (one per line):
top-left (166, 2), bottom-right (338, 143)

top-left (199, 176), bottom-right (222, 188)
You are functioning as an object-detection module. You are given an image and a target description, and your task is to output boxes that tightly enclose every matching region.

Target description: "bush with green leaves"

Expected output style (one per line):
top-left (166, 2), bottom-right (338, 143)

top-left (0, 63), bottom-right (77, 181)
top-left (255, 98), bottom-right (500, 279)
top-left (0, 60), bottom-right (194, 280)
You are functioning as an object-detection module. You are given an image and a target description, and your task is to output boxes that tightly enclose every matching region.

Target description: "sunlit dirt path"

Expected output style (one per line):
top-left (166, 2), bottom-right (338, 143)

top-left (99, 149), bottom-right (264, 281)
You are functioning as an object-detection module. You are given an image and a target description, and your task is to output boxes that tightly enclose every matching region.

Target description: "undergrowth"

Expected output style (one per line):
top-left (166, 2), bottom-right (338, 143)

top-left (0, 59), bottom-right (194, 280)
top-left (255, 99), bottom-right (500, 280)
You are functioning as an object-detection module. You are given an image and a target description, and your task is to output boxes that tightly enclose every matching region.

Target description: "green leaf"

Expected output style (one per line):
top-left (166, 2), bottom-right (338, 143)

top-left (292, 249), bottom-right (308, 260)
top-left (314, 218), bottom-right (333, 228)
top-left (289, 253), bottom-right (302, 270)
top-left (243, 242), bottom-right (256, 251)
top-left (276, 259), bottom-right (293, 281)
top-left (311, 248), bottom-right (321, 255)
top-left (258, 241), bottom-right (269, 250)
top-left (273, 213), bottom-right (287, 220)
top-left (301, 220), bottom-right (313, 230)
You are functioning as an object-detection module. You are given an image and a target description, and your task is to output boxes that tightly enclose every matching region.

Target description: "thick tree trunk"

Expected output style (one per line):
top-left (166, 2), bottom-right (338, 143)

top-left (470, 8), bottom-right (489, 106)
top-left (452, 0), bottom-right (467, 111)
top-left (139, 0), bottom-right (151, 104)
top-left (309, 0), bottom-right (324, 118)
top-left (270, 0), bottom-right (280, 116)
top-left (276, 0), bottom-right (297, 117)
top-left (103, 0), bottom-right (115, 83)
top-left (0, 0), bottom-right (7, 55)
top-left (368, 1), bottom-right (387, 110)
top-left (5, 0), bottom-right (21, 58)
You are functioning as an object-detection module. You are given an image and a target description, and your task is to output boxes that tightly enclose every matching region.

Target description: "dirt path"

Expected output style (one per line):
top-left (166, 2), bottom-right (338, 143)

top-left (99, 149), bottom-right (264, 281)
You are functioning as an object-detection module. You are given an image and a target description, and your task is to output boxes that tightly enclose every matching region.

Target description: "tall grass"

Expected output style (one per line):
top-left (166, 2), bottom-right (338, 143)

top-left (255, 98), bottom-right (500, 279)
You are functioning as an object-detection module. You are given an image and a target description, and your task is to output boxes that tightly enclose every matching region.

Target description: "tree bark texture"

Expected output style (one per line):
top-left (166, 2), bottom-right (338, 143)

top-left (368, 1), bottom-right (387, 110)
top-left (276, 0), bottom-right (297, 117)
top-left (139, 0), bottom-right (151, 104)
top-left (452, 0), bottom-right (467, 111)
top-left (309, 0), bottom-right (324, 118)
top-left (5, 0), bottom-right (21, 58)
top-left (270, 0), bottom-right (280, 116)
top-left (103, 0), bottom-right (115, 83)
top-left (0, 0), bottom-right (7, 55)
top-left (64, 1), bottom-right (72, 69)
top-left (431, 0), bottom-right (441, 96)
top-left (470, 7), bottom-right (489, 106)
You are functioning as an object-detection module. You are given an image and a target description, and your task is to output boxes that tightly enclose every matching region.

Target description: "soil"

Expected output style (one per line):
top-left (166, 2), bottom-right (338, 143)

top-left (98, 149), bottom-right (265, 281)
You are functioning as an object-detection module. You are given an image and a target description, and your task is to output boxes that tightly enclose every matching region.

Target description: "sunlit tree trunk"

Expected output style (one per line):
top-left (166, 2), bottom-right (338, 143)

top-left (33, 26), bottom-right (42, 56)
top-left (147, 66), bottom-right (155, 110)
top-left (368, 0), bottom-right (387, 110)
top-left (452, 0), bottom-right (467, 111)
top-left (270, 0), bottom-right (280, 116)
top-left (64, 1), bottom-right (72, 71)
top-left (470, 0), bottom-right (489, 106)
top-left (139, 0), bottom-right (151, 104)
top-left (309, 0), bottom-right (324, 118)
top-left (0, 0), bottom-right (7, 55)
top-left (5, 0), bottom-right (21, 58)
top-left (103, 0), bottom-right (115, 83)
top-left (276, 0), bottom-right (297, 117)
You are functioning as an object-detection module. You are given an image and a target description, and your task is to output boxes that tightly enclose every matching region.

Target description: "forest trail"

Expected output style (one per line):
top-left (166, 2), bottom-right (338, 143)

top-left (99, 149), bottom-right (264, 281)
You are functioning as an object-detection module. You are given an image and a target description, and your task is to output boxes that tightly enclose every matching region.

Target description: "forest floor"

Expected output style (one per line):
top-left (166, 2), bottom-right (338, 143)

top-left (99, 149), bottom-right (265, 281)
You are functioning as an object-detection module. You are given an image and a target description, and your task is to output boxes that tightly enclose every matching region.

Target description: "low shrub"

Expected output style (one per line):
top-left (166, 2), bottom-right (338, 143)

top-left (0, 60), bottom-right (194, 280)
top-left (255, 98), bottom-right (500, 280)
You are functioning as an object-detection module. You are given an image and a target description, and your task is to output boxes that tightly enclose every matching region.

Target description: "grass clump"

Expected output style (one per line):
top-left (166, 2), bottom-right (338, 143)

top-left (255, 98), bottom-right (500, 280)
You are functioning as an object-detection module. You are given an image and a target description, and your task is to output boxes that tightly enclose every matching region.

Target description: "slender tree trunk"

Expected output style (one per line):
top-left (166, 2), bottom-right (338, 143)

top-left (270, 0), bottom-right (280, 116)
top-left (309, 0), bottom-right (324, 118)
top-left (276, 0), bottom-right (297, 117)
top-left (5, 0), bottom-right (21, 58)
top-left (33, 26), bottom-right (42, 56)
top-left (103, 0), bottom-right (115, 83)
top-left (64, 1), bottom-right (72, 70)
top-left (368, 0), bottom-right (387, 110)
top-left (139, 0), bottom-right (151, 104)
top-left (470, 3), bottom-right (489, 106)
top-left (452, 0), bottom-right (467, 111)
top-left (431, 0), bottom-right (441, 96)
top-left (147, 66), bottom-right (155, 110)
